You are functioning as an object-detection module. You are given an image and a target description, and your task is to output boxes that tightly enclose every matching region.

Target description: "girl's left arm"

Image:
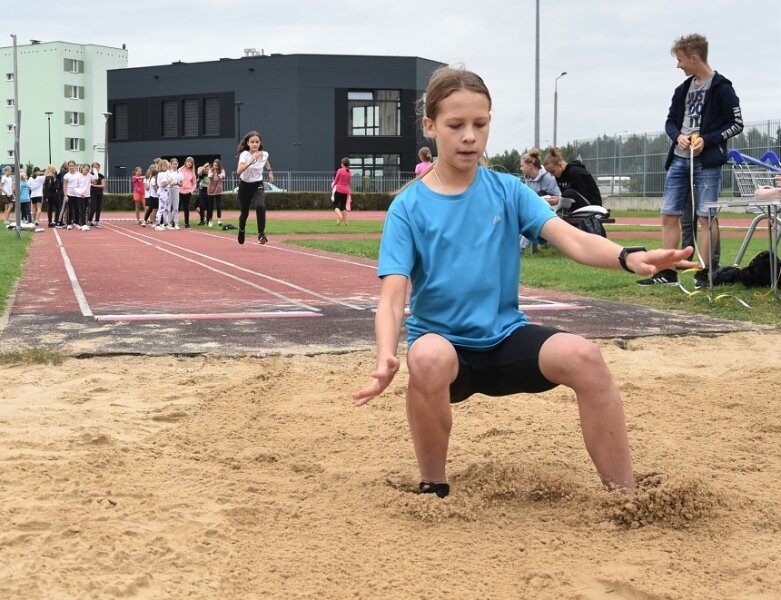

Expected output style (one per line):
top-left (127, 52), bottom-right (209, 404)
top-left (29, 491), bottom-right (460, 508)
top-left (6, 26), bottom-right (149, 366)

top-left (540, 217), bottom-right (698, 276)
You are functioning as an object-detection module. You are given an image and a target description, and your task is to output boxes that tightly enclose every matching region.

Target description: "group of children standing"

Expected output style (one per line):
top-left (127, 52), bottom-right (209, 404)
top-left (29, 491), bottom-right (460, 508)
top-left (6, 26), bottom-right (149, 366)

top-left (132, 156), bottom-right (227, 230)
top-left (2, 161), bottom-right (105, 230)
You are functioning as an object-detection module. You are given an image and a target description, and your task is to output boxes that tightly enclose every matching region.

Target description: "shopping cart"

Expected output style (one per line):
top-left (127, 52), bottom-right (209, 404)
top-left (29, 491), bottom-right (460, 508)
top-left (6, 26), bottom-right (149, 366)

top-left (703, 150), bottom-right (781, 298)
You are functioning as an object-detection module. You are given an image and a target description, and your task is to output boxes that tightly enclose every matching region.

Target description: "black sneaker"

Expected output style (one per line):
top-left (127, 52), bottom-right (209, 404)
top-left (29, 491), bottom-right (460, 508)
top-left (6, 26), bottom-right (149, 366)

top-left (418, 481), bottom-right (450, 498)
top-left (238, 229), bottom-right (245, 245)
top-left (636, 269), bottom-right (678, 286)
top-left (258, 234), bottom-right (268, 245)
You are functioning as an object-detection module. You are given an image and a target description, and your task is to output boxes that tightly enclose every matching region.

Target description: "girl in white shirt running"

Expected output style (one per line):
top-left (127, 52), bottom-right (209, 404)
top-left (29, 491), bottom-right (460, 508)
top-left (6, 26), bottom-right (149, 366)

top-left (235, 130), bottom-right (275, 245)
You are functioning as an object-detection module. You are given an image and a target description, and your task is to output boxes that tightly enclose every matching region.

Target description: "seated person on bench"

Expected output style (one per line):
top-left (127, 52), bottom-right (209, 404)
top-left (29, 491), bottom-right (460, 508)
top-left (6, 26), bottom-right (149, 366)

top-left (543, 146), bottom-right (603, 214)
top-left (521, 148), bottom-right (561, 201)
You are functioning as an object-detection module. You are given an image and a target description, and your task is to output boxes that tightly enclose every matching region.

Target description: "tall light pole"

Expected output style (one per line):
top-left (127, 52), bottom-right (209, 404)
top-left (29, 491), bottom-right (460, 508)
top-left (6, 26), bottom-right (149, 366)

top-left (102, 112), bottom-right (111, 191)
top-left (553, 71), bottom-right (567, 148)
top-left (11, 34), bottom-right (21, 238)
top-left (534, 0), bottom-right (540, 148)
top-left (45, 111), bottom-right (53, 164)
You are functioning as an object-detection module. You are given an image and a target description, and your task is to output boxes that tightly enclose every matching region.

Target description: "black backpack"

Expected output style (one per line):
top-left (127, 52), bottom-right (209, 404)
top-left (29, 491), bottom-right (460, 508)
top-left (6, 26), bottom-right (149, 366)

top-left (739, 251), bottom-right (780, 287)
top-left (578, 215), bottom-right (607, 237)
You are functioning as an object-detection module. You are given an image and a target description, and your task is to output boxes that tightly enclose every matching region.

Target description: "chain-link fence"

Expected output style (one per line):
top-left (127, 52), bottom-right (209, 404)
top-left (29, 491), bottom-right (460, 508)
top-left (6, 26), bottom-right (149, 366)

top-left (568, 118), bottom-right (781, 197)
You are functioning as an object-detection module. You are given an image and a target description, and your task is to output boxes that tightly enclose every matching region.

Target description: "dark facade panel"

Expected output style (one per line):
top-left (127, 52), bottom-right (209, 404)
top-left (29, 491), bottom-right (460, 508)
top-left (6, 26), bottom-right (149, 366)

top-left (106, 54), bottom-right (444, 176)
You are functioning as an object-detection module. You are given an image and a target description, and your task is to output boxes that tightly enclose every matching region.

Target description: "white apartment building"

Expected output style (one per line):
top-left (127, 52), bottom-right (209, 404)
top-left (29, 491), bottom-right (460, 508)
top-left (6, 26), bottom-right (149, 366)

top-left (0, 40), bottom-right (127, 170)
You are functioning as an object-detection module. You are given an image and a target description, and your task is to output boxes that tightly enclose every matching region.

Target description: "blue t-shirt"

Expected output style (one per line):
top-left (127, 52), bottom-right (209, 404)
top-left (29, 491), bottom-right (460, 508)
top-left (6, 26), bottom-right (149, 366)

top-left (379, 167), bottom-right (556, 349)
top-left (19, 180), bottom-right (30, 203)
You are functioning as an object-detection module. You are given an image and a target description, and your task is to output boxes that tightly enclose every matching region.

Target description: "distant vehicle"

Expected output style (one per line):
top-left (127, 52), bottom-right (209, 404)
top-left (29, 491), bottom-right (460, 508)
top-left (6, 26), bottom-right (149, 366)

top-left (264, 181), bottom-right (286, 193)
top-left (232, 181), bottom-right (287, 193)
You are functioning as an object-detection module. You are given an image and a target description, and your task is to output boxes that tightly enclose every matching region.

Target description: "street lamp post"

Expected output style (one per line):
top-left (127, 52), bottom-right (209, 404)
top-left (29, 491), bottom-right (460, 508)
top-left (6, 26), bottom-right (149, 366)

top-left (45, 111), bottom-right (53, 164)
top-left (102, 112), bottom-right (112, 191)
top-left (553, 71), bottom-right (568, 148)
top-left (534, 0), bottom-right (540, 148)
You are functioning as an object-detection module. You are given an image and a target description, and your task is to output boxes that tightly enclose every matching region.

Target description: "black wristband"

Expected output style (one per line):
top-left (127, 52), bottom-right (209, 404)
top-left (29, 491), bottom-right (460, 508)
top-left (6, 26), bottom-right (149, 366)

top-left (618, 246), bottom-right (646, 273)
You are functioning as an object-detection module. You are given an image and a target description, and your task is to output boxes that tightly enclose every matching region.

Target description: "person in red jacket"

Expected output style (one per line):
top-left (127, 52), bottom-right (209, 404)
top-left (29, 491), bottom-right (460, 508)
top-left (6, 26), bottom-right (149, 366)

top-left (331, 157), bottom-right (352, 227)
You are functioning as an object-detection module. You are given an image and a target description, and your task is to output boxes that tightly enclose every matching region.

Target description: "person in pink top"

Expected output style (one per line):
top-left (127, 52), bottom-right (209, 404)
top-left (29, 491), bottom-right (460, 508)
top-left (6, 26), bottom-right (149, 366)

top-left (331, 157), bottom-right (352, 227)
top-left (178, 156), bottom-right (197, 228)
top-left (414, 146), bottom-right (433, 176)
top-left (131, 166), bottom-right (146, 225)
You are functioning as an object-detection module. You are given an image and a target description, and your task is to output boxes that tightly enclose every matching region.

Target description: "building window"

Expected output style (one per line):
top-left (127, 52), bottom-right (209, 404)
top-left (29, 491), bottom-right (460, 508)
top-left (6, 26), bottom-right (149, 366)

top-left (6, 99), bottom-right (14, 107)
top-left (68, 112), bottom-right (84, 126)
top-left (183, 99), bottom-right (199, 137)
top-left (204, 98), bottom-right (220, 136)
top-left (6, 124), bottom-right (13, 132)
top-left (162, 100), bottom-right (178, 138)
top-left (7, 150), bottom-right (13, 157)
top-left (64, 59), bottom-right (84, 74)
top-left (113, 104), bottom-right (128, 140)
top-left (64, 85), bottom-right (84, 100)
top-left (66, 138), bottom-right (84, 152)
top-left (5, 73), bottom-right (13, 81)
top-left (348, 90), bottom-right (400, 137)
top-left (348, 154), bottom-right (401, 191)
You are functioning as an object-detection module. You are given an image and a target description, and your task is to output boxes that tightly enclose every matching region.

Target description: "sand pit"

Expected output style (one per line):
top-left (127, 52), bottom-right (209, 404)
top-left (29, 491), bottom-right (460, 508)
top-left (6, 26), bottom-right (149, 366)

top-left (0, 330), bottom-right (779, 599)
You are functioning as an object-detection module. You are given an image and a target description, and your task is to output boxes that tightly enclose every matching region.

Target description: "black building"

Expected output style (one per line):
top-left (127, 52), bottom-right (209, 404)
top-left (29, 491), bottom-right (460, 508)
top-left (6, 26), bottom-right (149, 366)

top-left (107, 53), bottom-right (444, 185)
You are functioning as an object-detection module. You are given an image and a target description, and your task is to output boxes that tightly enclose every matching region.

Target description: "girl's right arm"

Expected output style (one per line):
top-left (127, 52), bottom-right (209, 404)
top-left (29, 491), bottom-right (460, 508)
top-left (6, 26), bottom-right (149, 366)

top-left (352, 274), bottom-right (407, 406)
top-left (236, 152), bottom-right (250, 175)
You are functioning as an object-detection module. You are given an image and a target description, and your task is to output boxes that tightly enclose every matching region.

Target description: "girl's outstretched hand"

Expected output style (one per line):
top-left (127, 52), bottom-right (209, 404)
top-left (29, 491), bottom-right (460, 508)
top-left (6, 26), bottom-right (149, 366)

top-left (352, 355), bottom-right (400, 407)
top-left (629, 246), bottom-right (699, 276)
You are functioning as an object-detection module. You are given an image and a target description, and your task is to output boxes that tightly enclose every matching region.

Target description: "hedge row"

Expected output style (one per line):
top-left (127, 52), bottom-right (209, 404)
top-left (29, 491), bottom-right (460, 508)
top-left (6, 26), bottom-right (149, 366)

top-left (100, 192), bottom-right (395, 212)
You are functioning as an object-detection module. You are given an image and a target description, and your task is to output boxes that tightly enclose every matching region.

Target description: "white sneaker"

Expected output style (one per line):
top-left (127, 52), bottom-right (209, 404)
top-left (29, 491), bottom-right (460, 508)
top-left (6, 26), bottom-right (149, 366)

top-left (81, 224), bottom-right (90, 231)
top-left (208, 221), bottom-right (213, 227)
top-left (155, 225), bottom-right (165, 231)
top-left (66, 224), bottom-right (73, 230)
top-left (165, 224), bottom-right (174, 230)
top-left (217, 220), bottom-right (222, 226)
top-left (174, 225), bottom-right (180, 230)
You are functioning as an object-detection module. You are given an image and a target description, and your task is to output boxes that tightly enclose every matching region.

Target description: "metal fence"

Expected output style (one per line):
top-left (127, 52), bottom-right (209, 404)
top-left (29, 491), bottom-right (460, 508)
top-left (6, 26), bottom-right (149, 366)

top-left (569, 118), bottom-right (781, 197)
top-left (103, 118), bottom-right (780, 196)
top-left (105, 171), bottom-right (418, 194)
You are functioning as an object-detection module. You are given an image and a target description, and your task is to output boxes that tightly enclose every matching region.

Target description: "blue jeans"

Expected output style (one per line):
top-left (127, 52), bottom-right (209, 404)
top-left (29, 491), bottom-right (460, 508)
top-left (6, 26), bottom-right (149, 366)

top-left (661, 156), bottom-right (721, 217)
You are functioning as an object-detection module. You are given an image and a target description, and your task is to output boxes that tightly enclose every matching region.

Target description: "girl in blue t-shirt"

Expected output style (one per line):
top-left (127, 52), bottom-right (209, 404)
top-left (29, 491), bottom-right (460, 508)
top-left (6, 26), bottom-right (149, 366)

top-left (352, 66), bottom-right (697, 499)
top-left (19, 172), bottom-right (31, 222)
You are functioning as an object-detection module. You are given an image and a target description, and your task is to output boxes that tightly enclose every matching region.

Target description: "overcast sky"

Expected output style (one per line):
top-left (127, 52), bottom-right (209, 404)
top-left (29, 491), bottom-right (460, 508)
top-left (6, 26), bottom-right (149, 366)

top-left (5, 0), bottom-right (778, 155)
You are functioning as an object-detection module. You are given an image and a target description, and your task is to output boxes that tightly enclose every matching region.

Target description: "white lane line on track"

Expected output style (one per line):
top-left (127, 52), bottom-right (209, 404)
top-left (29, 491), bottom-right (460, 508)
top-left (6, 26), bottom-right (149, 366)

top-left (106, 225), bottom-right (367, 310)
top-left (192, 229), bottom-right (377, 270)
top-left (54, 229), bottom-right (93, 317)
top-left (95, 311), bottom-right (321, 322)
top-left (106, 226), bottom-right (321, 312)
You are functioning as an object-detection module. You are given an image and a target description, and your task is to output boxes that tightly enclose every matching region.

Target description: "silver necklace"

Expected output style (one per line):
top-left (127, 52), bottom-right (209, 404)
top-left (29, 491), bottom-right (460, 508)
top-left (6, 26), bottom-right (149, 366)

top-left (432, 167), bottom-right (451, 193)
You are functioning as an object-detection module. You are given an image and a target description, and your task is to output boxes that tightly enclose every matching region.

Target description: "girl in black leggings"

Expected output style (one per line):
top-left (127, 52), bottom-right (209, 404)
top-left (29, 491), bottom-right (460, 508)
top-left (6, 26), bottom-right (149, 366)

top-left (235, 130), bottom-right (275, 245)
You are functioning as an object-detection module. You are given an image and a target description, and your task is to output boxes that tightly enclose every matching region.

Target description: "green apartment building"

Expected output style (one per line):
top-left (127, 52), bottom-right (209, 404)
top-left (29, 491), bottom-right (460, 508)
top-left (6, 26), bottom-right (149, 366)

top-left (0, 40), bottom-right (127, 170)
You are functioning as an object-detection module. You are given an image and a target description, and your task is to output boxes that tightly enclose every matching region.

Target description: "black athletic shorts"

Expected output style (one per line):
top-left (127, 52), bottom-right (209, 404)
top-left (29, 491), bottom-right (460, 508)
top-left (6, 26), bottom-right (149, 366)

top-left (449, 324), bottom-right (561, 403)
top-left (333, 191), bottom-right (348, 211)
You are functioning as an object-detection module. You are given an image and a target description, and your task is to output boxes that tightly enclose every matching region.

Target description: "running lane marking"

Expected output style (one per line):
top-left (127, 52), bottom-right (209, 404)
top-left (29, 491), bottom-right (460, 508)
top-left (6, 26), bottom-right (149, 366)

top-left (106, 225), bottom-right (367, 310)
top-left (54, 229), bottom-right (93, 317)
top-left (95, 311), bottom-right (321, 322)
top-left (106, 226), bottom-right (321, 312)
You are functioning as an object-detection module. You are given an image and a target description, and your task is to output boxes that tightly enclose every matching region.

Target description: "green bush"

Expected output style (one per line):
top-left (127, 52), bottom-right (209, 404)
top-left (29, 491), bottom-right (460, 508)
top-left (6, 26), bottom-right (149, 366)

top-left (101, 192), bottom-right (395, 212)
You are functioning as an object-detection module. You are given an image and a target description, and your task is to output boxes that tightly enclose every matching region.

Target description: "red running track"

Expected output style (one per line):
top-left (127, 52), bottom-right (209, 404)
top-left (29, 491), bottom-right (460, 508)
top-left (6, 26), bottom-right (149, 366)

top-left (12, 221), bottom-right (382, 321)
